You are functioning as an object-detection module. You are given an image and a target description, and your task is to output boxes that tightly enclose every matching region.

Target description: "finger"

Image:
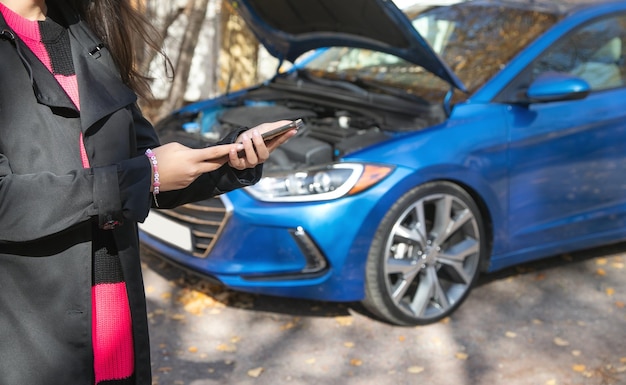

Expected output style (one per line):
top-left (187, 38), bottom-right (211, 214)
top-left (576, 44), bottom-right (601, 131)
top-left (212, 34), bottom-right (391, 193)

top-left (250, 129), bottom-right (269, 161)
top-left (229, 146), bottom-right (247, 169)
top-left (195, 144), bottom-right (239, 161)
top-left (192, 156), bottom-right (230, 175)
top-left (240, 133), bottom-right (259, 164)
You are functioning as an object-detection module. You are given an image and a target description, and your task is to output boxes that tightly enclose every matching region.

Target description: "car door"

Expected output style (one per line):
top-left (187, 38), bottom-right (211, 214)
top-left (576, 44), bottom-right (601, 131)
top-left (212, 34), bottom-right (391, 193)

top-left (501, 14), bottom-right (626, 254)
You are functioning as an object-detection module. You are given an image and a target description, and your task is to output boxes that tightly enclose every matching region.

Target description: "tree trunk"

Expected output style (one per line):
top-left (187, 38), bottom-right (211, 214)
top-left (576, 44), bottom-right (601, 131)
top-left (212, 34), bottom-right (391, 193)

top-left (157, 0), bottom-right (211, 121)
top-left (138, 0), bottom-right (184, 76)
top-left (218, 0), bottom-right (259, 94)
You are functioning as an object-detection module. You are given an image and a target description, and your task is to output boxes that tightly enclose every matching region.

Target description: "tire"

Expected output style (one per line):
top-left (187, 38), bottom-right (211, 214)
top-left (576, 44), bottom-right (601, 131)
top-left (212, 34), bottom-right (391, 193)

top-left (362, 181), bottom-right (487, 326)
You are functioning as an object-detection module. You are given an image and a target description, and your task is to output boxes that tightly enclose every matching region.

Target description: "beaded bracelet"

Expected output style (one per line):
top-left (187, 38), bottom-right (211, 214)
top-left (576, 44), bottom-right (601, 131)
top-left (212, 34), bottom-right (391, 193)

top-left (145, 148), bottom-right (160, 207)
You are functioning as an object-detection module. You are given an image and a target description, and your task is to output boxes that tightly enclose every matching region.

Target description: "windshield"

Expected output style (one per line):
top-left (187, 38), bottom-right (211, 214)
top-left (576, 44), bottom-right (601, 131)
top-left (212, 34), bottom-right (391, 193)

top-left (302, 3), bottom-right (560, 103)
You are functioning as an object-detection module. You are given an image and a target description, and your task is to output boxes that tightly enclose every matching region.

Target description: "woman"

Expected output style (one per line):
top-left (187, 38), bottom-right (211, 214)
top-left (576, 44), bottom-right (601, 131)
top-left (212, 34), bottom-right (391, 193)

top-left (0, 0), bottom-right (295, 384)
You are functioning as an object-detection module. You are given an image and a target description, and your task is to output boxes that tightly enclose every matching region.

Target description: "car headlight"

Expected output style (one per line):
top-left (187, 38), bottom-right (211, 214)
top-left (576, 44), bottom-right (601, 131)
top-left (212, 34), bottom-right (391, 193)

top-left (245, 163), bottom-right (393, 202)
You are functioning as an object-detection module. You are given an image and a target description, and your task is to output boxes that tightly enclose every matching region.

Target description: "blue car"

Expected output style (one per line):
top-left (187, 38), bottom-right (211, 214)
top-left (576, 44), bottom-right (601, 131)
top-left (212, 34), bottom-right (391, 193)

top-left (140, 0), bottom-right (626, 325)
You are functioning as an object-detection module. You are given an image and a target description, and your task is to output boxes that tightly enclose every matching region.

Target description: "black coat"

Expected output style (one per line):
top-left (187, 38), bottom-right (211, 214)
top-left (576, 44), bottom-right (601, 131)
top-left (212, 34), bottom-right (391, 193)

top-left (0, 5), bottom-right (259, 384)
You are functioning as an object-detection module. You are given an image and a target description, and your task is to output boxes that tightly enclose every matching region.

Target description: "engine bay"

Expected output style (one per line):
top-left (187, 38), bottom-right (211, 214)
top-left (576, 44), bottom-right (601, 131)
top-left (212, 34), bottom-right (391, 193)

top-left (155, 80), bottom-right (446, 172)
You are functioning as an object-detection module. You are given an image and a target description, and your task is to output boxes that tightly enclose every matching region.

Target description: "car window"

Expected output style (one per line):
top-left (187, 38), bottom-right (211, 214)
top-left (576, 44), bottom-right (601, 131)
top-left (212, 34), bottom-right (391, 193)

top-left (414, 4), bottom-right (558, 94)
top-left (532, 15), bottom-right (626, 91)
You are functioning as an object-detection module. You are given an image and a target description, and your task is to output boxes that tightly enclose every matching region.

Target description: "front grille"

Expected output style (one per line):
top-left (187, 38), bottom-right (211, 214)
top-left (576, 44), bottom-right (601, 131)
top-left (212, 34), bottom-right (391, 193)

top-left (157, 196), bottom-right (231, 258)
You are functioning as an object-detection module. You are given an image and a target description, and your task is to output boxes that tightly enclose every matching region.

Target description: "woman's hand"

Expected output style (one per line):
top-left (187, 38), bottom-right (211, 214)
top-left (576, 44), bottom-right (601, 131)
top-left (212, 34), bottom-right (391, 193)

top-left (151, 142), bottom-right (239, 192)
top-left (228, 120), bottom-right (297, 170)
top-left (150, 120), bottom-right (296, 191)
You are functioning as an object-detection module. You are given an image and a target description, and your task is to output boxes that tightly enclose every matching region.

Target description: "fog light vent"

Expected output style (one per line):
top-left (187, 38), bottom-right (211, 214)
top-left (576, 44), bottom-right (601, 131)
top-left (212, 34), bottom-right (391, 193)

top-left (289, 226), bottom-right (328, 273)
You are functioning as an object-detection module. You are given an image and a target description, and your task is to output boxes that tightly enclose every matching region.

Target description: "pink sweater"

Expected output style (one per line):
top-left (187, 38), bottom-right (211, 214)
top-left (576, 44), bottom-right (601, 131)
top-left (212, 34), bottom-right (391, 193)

top-left (0, 4), bottom-right (80, 108)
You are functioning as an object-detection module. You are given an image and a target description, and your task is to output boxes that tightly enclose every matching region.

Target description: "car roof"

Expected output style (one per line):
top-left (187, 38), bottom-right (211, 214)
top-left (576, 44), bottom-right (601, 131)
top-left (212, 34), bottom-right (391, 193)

top-left (459, 0), bottom-right (621, 15)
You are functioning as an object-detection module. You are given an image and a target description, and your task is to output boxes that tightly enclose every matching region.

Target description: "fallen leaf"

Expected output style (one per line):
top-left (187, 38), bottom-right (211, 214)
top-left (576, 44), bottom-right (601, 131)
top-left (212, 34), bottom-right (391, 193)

top-left (188, 346), bottom-right (198, 353)
top-left (335, 316), bottom-right (353, 326)
top-left (157, 367), bottom-right (172, 373)
top-left (407, 366), bottom-right (425, 374)
top-left (553, 337), bottom-right (569, 346)
top-left (344, 342), bottom-right (355, 348)
top-left (572, 364), bottom-right (586, 372)
top-left (247, 367), bottom-right (264, 378)
top-left (534, 273), bottom-right (546, 281)
top-left (545, 379), bottom-right (557, 385)
top-left (280, 318), bottom-right (300, 330)
top-left (231, 336), bottom-right (241, 344)
top-left (606, 288), bottom-right (615, 296)
top-left (455, 352), bottom-right (468, 360)
top-left (178, 289), bottom-right (225, 315)
top-left (620, 357), bottom-right (626, 363)
top-left (532, 319), bottom-right (543, 325)
top-left (596, 268), bottom-right (606, 276)
top-left (572, 350), bottom-right (581, 356)
top-left (581, 370), bottom-right (593, 378)
top-left (616, 301), bottom-right (625, 308)
top-left (350, 358), bottom-right (363, 366)
top-left (611, 262), bottom-right (624, 269)
top-left (505, 331), bottom-right (517, 338)
top-left (398, 335), bottom-right (406, 342)
top-left (170, 313), bottom-right (185, 321)
top-left (596, 258), bottom-right (608, 265)
top-left (216, 343), bottom-right (236, 352)
top-left (305, 358), bottom-right (316, 365)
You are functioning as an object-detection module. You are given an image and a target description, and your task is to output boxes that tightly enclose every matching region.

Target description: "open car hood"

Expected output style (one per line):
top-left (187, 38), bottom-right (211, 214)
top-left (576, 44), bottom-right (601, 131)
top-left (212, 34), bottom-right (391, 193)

top-left (231, 0), bottom-right (466, 91)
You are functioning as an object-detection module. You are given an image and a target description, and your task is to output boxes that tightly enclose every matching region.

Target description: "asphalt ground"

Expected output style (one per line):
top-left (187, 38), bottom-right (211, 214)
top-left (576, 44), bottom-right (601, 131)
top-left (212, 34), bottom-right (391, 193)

top-left (141, 242), bottom-right (626, 385)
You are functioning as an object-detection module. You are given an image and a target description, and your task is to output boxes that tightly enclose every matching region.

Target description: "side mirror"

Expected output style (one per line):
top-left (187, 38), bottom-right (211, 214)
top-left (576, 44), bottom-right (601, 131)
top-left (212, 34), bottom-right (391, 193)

top-left (526, 72), bottom-right (591, 103)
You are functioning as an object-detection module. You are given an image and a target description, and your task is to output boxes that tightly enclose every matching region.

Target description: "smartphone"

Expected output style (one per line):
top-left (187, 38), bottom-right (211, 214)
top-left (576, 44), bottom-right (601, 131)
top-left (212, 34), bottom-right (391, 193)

top-left (261, 119), bottom-right (303, 141)
top-left (237, 119), bottom-right (303, 158)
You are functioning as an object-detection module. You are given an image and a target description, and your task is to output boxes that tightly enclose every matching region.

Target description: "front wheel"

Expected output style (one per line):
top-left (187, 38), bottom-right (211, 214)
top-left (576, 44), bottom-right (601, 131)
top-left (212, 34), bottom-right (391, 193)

top-left (362, 182), bottom-right (488, 326)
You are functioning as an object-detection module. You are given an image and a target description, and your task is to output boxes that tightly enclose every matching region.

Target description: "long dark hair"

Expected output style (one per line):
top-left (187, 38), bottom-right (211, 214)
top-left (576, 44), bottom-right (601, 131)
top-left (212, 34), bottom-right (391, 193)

top-left (71, 0), bottom-right (166, 99)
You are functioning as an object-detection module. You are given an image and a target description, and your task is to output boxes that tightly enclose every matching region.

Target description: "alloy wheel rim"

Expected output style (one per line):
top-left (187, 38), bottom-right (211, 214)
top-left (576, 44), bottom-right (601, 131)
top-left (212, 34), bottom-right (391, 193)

top-left (383, 192), bottom-right (481, 321)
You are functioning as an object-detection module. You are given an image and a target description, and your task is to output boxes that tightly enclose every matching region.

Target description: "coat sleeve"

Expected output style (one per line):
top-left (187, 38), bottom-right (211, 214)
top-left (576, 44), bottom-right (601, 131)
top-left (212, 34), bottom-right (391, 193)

top-left (0, 155), bottom-right (97, 243)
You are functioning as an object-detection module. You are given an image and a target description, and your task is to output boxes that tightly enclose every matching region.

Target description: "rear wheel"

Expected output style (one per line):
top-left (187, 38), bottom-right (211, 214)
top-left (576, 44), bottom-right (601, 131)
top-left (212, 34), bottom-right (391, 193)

top-left (362, 182), bottom-right (487, 326)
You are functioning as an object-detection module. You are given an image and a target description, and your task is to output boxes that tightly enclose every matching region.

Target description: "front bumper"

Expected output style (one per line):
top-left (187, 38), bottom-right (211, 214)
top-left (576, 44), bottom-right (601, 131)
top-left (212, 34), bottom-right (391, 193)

top-left (139, 189), bottom-right (383, 301)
